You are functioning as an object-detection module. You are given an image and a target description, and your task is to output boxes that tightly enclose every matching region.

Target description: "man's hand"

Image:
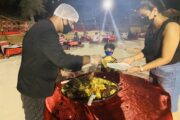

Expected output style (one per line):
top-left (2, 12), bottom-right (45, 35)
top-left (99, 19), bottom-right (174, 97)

top-left (82, 64), bottom-right (98, 73)
top-left (60, 70), bottom-right (76, 78)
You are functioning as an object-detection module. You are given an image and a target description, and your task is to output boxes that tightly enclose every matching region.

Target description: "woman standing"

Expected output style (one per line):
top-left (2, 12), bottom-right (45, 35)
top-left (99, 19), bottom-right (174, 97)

top-left (122, 3), bottom-right (180, 119)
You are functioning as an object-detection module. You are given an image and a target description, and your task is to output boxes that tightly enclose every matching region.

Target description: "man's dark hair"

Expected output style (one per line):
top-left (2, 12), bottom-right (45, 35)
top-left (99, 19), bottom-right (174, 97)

top-left (104, 43), bottom-right (115, 50)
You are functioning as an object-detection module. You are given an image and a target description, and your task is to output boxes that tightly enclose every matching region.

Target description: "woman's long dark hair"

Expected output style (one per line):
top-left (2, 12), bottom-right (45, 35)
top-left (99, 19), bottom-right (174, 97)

top-left (137, 1), bottom-right (166, 13)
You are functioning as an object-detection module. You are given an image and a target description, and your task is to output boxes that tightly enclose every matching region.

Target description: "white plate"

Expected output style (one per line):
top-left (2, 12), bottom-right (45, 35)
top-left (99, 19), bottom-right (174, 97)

top-left (107, 62), bottom-right (131, 71)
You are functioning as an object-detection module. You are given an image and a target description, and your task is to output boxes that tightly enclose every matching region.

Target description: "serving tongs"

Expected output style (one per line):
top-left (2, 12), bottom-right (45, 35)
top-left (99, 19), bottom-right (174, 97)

top-left (60, 72), bottom-right (94, 85)
top-left (87, 93), bottom-right (96, 106)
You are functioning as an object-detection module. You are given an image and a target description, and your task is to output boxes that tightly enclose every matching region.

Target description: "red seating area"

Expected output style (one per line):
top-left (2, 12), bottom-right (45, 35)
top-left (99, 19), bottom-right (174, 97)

top-left (4, 47), bottom-right (22, 57)
top-left (67, 41), bottom-right (80, 46)
top-left (0, 41), bottom-right (9, 46)
top-left (0, 31), bottom-right (22, 35)
top-left (0, 41), bottom-right (22, 58)
top-left (102, 35), bottom-right (117, 42)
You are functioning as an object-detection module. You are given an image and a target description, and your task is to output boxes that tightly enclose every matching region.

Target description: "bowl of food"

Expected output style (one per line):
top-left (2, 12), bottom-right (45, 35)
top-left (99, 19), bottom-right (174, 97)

top-left (61, 73), bottom-right (119, 103)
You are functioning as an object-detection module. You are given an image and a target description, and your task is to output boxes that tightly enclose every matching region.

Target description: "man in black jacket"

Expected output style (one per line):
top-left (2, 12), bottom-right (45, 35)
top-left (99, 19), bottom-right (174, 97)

top-left (17, 3), bottom-right (101, 120)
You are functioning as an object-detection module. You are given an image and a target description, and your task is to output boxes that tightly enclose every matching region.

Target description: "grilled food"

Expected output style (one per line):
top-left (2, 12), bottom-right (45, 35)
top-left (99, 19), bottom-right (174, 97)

top-left (61, 76), bottom-right (118, 101)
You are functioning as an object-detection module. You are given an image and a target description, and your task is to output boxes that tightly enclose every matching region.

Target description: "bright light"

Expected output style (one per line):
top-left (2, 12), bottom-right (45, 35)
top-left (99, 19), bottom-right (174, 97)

top-left (109, 11), bottom-right (121, 40)
top-left (103, 0), bottom-right (113, 10)
top-left (101, 11), bottom-right (108, 32)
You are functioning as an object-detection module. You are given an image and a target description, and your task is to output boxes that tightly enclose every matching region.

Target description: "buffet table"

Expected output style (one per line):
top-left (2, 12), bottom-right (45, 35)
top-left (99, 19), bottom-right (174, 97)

top-left (44, 71), bottom-right (172, 120)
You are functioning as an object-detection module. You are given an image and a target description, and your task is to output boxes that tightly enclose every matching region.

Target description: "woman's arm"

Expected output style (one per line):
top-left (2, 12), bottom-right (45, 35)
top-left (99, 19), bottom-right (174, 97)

top-left (121, 52), bottom-right (144, 64)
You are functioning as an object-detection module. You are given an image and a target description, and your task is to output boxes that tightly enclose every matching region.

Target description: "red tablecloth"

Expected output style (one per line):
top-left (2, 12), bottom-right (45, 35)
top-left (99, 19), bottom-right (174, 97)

top-left (44, 72), bottom-right (172, 120)
top-left (118, 73), bottom-right (172, 120)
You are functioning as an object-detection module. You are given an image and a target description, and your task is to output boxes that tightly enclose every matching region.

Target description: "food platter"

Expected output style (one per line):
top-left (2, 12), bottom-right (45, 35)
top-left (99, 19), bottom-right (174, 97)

top-left (61, 73), bottom-right (119, 103)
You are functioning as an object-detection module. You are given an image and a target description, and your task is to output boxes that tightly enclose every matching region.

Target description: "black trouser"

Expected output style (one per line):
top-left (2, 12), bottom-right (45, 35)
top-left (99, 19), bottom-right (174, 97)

top-left (21, 94), bottom-right (45, 120)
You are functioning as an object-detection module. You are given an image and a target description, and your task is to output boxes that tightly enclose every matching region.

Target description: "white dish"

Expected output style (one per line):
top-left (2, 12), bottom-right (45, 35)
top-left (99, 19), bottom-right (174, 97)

top-left (107, 62), bottom-right (131, 71)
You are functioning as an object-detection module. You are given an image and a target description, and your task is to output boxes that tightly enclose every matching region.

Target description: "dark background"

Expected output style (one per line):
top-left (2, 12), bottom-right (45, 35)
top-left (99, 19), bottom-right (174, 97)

top-left (0, 0), bottom-right (179, 20)
top-left (0, 0), bottom-right (179, 31)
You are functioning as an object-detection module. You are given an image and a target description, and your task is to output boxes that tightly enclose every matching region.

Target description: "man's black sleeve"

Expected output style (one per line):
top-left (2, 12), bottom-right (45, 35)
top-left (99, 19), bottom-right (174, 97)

top-left (39, 31), bottom-right (83, 71)
top-left (141, 48), bottom-right (146, 57)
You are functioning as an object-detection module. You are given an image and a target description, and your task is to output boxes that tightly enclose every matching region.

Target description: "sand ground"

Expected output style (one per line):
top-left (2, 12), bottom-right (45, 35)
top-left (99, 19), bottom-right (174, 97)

top-left (0, 40), bottom-right (179, 120)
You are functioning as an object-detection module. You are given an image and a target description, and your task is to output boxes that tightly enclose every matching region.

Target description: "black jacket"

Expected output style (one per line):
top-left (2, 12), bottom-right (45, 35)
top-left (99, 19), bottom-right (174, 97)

top-left (17, 19), bottom-right (83, 98)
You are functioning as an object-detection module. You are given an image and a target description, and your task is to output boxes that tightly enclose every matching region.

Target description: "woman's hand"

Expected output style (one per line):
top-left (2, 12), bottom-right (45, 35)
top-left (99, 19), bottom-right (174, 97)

top-left (127, 66), bottom-right (141, 73)
top-left (121, 57), bottom-right (134, 65)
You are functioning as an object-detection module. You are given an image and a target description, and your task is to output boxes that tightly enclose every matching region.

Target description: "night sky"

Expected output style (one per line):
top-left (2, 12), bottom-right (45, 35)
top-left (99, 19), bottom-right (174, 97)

top-left (0, 0), bottom-right (179, 21)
